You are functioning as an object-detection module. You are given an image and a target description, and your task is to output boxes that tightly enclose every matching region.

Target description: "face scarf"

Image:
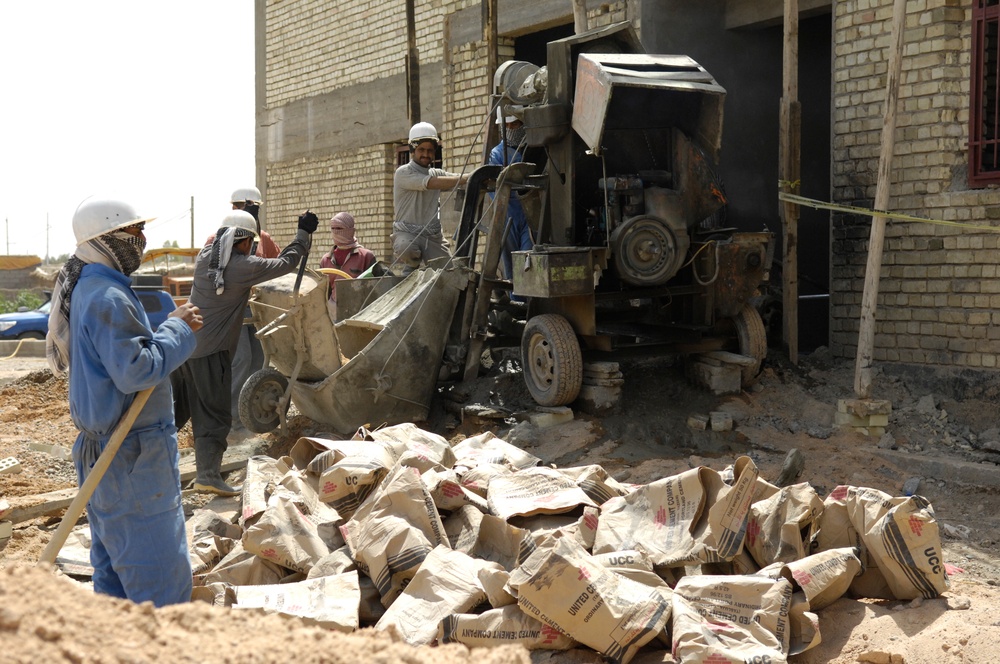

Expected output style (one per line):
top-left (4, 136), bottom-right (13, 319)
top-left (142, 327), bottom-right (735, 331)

top-left (330, 212), bottom-right (359, 250)
top-left (46, 230), bottom-right (147, 377)
top-left (208, 225), bottom-right (255, 295)
top-left (506, 126), bottom-right (527, 152)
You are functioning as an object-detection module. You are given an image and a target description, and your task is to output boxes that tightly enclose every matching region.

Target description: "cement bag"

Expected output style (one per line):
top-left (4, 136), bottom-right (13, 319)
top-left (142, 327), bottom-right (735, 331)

top-left (458, 462), bottom-right (514, 498)
top-left (439, 604), bottom-right (576, 651)
top-left (745, 482), bottom-right (824, 567)
top-left (242, 494), bottom-right (332, 574)
top-left (557, 464), bottom-right (629, 505)
top-left (339, 464), bottom-right (449, 607)
top-left (443, 504), bottom-right (534, 571)
top-left (813, 485), bottom-right (948, 599)
top-left (375, 545), bottom-right (501, 646)
top-left (234, 571), bottom-right (360, 632)
top-left (506, 536), bottom-right (670, 664)
top-left (423, 467), bottom-right (490, 513)
top-left (199, 541), bottom-right (287, 587)
top-left (593, 456), bottom-right (759, 569)
top-left (318, 445), bottom-right (396, 517)
top-left (240, 455), bottom-right (292, 527)
top-left (487, 466), bottom-right (599, 520)
top-left (365, 422), bottom-right (457, 468)
top-left (452, 432), bottom-right (540, 471)
top-left (758, 546), bottom-right (862, 611)
top-left (671, 574), bottom-right (793, 664)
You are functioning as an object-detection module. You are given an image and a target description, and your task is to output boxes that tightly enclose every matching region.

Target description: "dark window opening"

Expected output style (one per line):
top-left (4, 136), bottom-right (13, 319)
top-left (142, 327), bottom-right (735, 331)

top-left (395, 143), bottom-right (442, 168)
top-left (970, 0), bottom-right (1000, 186)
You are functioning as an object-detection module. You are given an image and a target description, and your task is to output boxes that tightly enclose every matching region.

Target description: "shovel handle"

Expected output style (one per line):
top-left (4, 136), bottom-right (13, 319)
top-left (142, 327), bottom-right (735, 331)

top-left (38, 386), bottom-right (155, 566)
top-left (292, 252), bottom-right (309, 298)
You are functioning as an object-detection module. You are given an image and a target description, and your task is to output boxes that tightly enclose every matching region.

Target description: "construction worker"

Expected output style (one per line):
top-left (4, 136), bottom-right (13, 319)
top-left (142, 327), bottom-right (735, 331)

top-left (488, 112), bottom-right (533, 283)
top-left (47, 198), bottom-right (203, 607)
top-left (227, 186), bottom-right (278, 430)
top-left (392, 121), bottom-right (468, 274)
top-left (172, 209), bottom-right (318, 495)
top-left (319, 211), bottom-right (376, 318)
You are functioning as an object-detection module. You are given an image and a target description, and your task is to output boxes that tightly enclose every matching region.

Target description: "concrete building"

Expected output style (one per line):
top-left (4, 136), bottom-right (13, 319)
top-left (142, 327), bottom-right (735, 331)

top-left (255, 0), bottom-right (1000, 390)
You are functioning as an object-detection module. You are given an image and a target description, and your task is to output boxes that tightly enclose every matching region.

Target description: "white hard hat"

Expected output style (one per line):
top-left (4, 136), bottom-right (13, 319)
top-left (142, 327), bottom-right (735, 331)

top-left (408, 121), bottom-right (439, 147)
top-left (495, 108), bottom-right (518, 124)
top-left (220, 210), bottom-right (259, 239)
top-left (230, 186), bottom-right (263, 205)
top-left (72, 198), bottom-right (154, 245)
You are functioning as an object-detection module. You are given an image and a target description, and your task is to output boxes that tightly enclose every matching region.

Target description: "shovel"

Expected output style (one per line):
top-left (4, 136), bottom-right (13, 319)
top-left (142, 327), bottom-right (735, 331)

top-left (38, 387), bottom-right (154, 566)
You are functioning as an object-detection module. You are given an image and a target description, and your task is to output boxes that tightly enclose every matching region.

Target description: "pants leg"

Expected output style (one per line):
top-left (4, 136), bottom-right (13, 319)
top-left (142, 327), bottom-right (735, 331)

top-left (392, 230), bottom-right (423, 275)
top-left (74, 428), bottom-right (192, 607)
top-left (230, 326), bottom-right (253, 422)
top-left (421, 232), bottom-right (452, 264)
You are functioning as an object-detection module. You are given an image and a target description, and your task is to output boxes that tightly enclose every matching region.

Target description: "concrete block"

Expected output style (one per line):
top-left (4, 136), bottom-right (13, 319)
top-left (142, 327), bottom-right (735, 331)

top-left (0, 498), bottom-right (10, 520)
top-left (837, 398), bottom-right (892, 417)
top-left (687, 360), bottom-right (741, 395)
top-left (0, 521), bottom-right (11, 541)
top-left (710, 411), bottom-right (734, 432)
top-left (581, 376), bottom-right (625, 387)
top-left (834, 411), bottom-right (890, 428)
top-left (687, 414), bottom-right (709, 430)
top-left (529, 406), bottom-right (574, 428)
top-left (28, 442), bottom-right (72, 461)
top-left (0, 457), bottom-right (21, 475)
top-left (575, 384), bottom-right (621, 416)
top-left (583, 361), bottom-right (620, 375)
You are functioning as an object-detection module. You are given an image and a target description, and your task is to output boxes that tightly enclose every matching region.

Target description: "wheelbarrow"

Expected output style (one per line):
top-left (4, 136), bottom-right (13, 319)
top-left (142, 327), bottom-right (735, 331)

top-left (239, 265), bottom-right (472, 436)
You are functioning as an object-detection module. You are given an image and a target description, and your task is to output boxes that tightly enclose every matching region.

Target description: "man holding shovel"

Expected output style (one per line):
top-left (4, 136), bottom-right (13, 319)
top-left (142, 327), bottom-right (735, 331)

top-left (171, 209), bottom-right (317, 495)
top-left (45, 198), bottom-right (204, 607)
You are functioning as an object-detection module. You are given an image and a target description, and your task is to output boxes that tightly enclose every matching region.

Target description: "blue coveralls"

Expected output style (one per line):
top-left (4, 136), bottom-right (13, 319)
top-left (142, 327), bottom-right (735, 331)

top-left (68, 263), bottom-right (196, 606)
top-left (489, 141), bottom-right (533, 281)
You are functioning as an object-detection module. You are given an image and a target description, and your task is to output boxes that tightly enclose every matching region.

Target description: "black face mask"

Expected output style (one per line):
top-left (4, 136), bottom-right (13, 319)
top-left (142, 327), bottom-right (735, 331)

top-left (244, 202), bottom-right (260, 222)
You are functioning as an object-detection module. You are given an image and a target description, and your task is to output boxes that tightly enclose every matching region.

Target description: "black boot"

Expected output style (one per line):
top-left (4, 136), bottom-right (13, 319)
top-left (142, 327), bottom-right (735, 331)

top-left (192, 441), bottom-right (240, 496)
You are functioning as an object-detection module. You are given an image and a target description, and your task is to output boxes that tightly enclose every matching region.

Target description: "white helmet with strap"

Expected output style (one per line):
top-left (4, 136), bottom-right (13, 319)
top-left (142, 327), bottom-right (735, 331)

top-left (230, 186), bottom-right (263, 205)
top-left (408, 122), bottom-right (439, 147)
top-left (72, 198), bottom-right (154, 244)
top-left (220, 210), bottom-right (259, 239)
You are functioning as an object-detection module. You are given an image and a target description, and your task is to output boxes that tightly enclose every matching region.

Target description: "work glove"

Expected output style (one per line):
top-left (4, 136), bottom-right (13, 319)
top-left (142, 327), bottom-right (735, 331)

top-left (298, 211), bottom-right (319, 234)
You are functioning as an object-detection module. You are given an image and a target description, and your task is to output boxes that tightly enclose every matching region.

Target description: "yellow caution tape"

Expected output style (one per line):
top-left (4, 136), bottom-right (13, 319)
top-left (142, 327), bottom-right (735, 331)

top-left (778, 191), bottom-right (1000, 232)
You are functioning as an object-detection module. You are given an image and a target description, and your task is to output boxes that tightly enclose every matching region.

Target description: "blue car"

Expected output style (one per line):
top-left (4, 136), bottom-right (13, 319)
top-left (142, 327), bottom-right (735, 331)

top-left (0, 300), bottom-right (51, 339)
top-left (0, 289), bottom-right (175, 340)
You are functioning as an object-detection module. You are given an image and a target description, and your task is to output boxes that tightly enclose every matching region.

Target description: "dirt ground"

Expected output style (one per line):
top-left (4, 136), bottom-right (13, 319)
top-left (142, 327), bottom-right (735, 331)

top-left (1, 347), bottom-right (1000, 663)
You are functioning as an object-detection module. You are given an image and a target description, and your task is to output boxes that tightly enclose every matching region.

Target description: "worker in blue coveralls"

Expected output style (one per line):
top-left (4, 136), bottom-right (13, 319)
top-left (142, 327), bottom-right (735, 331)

top-left (488, 112), bottom-right (533, 283)
top-left (45, 198), bottom-right (203, 607)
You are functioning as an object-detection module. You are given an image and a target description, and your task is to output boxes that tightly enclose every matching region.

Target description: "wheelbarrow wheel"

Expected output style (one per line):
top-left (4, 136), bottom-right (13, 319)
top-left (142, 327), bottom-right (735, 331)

top-left (239, 368), bottom-right (289, 434)
top-left (521, 314), bottom-right (583, 407)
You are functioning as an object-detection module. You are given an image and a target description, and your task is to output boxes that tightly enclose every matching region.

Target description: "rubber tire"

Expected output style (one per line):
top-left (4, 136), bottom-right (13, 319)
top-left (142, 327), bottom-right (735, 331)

top-left (521, 314), bottom-right (583, 407)
top-left (733, 303), bottom-right (767, 387)
top-left (17, 331), bottom-right (44, 340)
top-left (238, 368), bottom-right (289, 434)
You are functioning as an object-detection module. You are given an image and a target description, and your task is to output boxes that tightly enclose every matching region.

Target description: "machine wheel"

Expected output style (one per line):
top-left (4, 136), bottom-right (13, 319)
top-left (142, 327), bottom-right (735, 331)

top-left (521, 314), bottom-right (583, 407)
top-left (17, 331), bottom-right (44, 340)
top-left (733, 303), bottom-right (767, 387)
top-left (239, 368), bottom-right (289, 434)
top-left (610, 216), bottom-right (681, 286)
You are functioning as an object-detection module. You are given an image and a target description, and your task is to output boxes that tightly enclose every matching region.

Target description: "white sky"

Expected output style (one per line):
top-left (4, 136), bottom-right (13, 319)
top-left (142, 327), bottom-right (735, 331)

top-left (0, 1), bottom-right (255, 260)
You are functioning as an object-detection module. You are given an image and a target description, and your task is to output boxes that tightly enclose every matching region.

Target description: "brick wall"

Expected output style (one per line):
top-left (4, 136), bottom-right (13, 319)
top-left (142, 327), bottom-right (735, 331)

top-left (265, 144), bottom-right (397, 262)
top-left (831, 0), bottom-right (1000, 370)
top-left (263, 0), bottom-right (633, 267)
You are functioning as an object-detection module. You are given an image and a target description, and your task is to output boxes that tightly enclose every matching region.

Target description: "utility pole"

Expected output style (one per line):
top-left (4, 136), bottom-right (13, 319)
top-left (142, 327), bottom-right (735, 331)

top-left (46, 213), bottom-right (50, 263)
top-left (780, 0), bottom-right (801, 365)
top-left (405, 0), bottom-right (420, 126)
top-left (483, 0), bottom-right (499, 160)
top-left (854, 0), bottom-right (906, 398)
top-left (5, 217), bottom-right (8, 255)
top-left (190, 196), bottom-right (195, 248)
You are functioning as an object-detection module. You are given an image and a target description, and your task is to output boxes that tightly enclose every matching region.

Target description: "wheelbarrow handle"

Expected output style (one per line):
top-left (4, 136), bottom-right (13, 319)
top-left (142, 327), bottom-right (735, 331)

top-left (38, 386), bottom-right (155, 566)
top-left (293, 252), bottom-right (309, 298)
